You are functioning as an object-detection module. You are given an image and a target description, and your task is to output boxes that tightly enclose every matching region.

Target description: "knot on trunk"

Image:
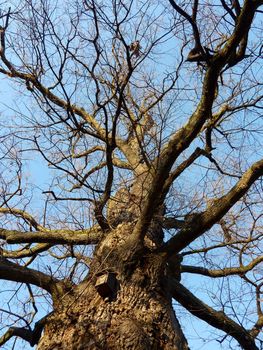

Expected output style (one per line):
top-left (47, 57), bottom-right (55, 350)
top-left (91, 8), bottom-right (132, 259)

top-left (116, 318), bottom-right (151, 349)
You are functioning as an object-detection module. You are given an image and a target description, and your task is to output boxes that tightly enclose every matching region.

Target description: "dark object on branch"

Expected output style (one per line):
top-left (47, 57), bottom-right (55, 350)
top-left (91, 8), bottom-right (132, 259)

top-left (26, 79), bottom-right (34, 92)
top-left (186, 46), bottom-right (213, 64)
top-left (129, 41), bottom-right (141, 57)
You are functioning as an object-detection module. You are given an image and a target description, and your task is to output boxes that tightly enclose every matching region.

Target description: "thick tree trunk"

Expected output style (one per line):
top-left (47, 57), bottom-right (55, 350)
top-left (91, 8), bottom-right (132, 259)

top-left (37, 223), bottom-right (189, 350)
top-left (37, 279), bottom-right (188, 349)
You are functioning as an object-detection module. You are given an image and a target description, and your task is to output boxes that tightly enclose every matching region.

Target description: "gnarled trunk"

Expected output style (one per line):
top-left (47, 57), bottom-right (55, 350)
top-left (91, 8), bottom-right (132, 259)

top-left (37, 223), bottom-right (189, 350)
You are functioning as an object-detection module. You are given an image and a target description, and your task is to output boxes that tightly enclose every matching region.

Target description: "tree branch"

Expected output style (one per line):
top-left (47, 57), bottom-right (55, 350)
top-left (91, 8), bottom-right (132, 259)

top-left (0, 226), bottom-right (103, 245)
top-left (168, 0), bottom-right (203, 51)
top-left (0, 313), bottom-right (50, 347)
top-left (1, 243), bottom-right (52, 259)
top-left (0, 257), bottom-right (66, 296)
top-left (0, 208), bottom-right (47, 231)
top-left (0, 28), bottom-right (105, 139)
top-left (160, 158), bottom-right (263, 256)
top-left (130, 0), bottom-right (261, 247)
top-left (181, 255), bottom-right (263, 277)
top-left (170, 278), bottom-right (259, 350)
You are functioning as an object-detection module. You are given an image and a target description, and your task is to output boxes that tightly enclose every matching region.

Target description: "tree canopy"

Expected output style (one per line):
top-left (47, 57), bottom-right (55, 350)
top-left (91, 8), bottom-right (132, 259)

top-left (0, 0), bottom-right (263, 349)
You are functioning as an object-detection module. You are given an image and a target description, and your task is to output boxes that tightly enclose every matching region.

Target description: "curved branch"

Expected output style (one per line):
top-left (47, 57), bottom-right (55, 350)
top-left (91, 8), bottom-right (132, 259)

top-left (0, 208), bottom-right (47, 231)
top-left (0, 27), bottom-right (105, 139)
top-left (0, 257), bottom-right (66, 296)
top-left (220, 0), bottom-right (236, 21)
top-left (168, 0), bottom-right (203, 50)
top-left (162, 147), bottom-right (204, 196)
top-left (0, 327), bottom-right (33, 347)
top-left (170, 278), bottom-right (259, 350)
top-left (181, 255), bottom-right (263, 277)
top-left (181, 232), bottom-right (263, 257)
top-left (131, 0), bottom-right (261, 245)
top-left (0, 313), bottom-right (50, 347)
top-left (160, 158), bottom-right (263, 257)
top-left (2, 243), bottom-right (52, 259)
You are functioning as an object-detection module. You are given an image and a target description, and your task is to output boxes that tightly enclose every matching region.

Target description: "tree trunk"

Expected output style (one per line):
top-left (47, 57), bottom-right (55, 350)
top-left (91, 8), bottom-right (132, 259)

top-left (37, 223), bottom-right (189, 350)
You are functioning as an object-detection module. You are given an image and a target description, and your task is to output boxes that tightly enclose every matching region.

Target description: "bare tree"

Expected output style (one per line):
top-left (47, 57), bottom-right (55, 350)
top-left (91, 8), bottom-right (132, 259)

top-left (0, 0), bottom-right (263, 349)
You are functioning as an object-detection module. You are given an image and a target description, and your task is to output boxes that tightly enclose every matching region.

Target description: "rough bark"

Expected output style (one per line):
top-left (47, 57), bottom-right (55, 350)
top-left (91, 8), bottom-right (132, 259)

top-left (37, 223), bottom-right (188, 350)
top-left (0, 2), bottom-right (262, 348)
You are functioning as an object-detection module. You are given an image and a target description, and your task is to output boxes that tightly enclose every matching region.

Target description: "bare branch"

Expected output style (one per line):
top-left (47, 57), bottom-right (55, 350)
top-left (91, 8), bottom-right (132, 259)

top-left (0, 257), bottom-right (67, 296)
top-left (1, 243), bottom-right (52, 259)
top-left (0, 313), bottom-right (50, 347)
top-left (168, 0), bottom-right (203, 52)
top-left (161, 158), bottom-right (263, 256)
top-left (0, 226), bottom-right (102, 245)
top-left (130, 0), bottom-right (262, 246)
top-left (0, 208), bottom-right (47, 231)
top-left (170, 278), bottom-right (258, 350)
top-left (181, 255), bottom-right (263, 277)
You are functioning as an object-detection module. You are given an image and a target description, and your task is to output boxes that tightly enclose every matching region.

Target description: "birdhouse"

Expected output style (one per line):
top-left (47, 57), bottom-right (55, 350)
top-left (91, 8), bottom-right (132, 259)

top-left (95, 272), bottom-right (118, 299)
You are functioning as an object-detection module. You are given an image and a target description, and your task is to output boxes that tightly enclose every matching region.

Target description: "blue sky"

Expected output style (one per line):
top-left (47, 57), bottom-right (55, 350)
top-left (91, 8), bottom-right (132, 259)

top-left (0, 71), bottom-right (234, 350)
top-left (0, 1), bottom-right (262, 348)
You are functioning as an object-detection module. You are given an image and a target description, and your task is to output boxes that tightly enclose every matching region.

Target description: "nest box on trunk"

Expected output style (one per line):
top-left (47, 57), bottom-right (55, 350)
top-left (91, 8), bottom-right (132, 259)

top-left (95, 272), bottom-right (118, 300)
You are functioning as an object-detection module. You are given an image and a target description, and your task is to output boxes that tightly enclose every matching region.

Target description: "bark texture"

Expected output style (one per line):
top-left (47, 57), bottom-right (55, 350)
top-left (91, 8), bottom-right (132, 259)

top-left (37, 221), bottom-right (188, 350)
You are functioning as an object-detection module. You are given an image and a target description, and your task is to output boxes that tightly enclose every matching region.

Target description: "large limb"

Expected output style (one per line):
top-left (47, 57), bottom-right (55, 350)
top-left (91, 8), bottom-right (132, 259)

top-left (181, 255), bottom-right (263, 277)
top-left (0, 208), bottom-right (102, 256)
top-left (160, 158), bottom-right (263, 257)
top-left (131, 0), bottom-right (261, 243)
top-left (0, 226), bottom-right (102, 245)
top-left (0, 257), bottom-right (68, 297)
top-left (170, 278), bottom-right (259, 350)
top-left (0, 313), bottom-right (50, 347)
